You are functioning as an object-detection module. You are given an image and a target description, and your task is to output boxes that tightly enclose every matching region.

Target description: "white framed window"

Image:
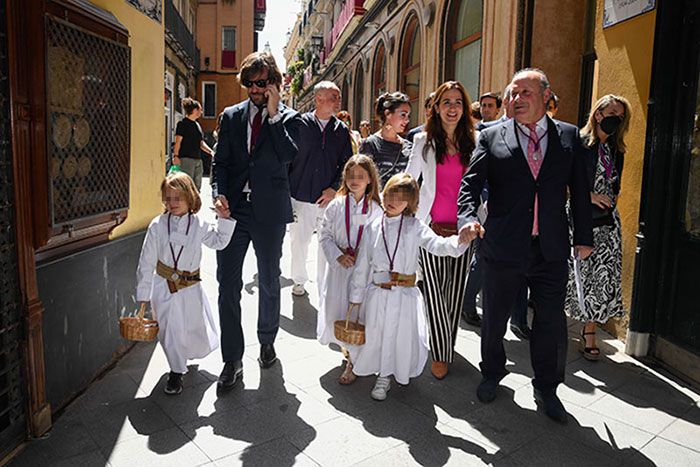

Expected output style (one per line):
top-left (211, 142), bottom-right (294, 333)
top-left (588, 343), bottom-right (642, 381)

top-left (202, 81), bottom-right (217, 118)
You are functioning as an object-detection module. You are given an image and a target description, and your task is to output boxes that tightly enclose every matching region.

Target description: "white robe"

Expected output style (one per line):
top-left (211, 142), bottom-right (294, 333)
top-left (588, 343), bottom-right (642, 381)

top-left (136, 213), bottom-right (235, 373)
top-left (348, 215), bottom-right (467, 384)
top-left (317, 195), bottom-right (382, 346)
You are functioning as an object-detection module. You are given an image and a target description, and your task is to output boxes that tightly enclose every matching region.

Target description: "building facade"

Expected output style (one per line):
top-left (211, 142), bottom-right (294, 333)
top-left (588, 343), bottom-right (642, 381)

top-left (287, 0), bottom-right (700, 384)
top-left (3, 0), bottom-right (165, 458)
top-left (165, 0), bottom-right (199, 158)
top-left (195, 0), bottom-right (266, 144)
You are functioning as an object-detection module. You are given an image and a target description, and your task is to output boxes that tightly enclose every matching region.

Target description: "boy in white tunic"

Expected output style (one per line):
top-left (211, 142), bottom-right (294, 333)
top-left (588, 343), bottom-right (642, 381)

top-left (348, 173), bottom-right (469, 400)
top-left (317, 155), bottom-right (383, 384)
top-left (137, 173), bottom-right (235, 395)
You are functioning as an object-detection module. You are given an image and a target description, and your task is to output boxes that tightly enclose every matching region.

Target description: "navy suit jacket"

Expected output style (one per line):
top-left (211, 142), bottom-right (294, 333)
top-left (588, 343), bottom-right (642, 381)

top-left (458, 117), bottom-right (593, 263)
top-left (213, 100), bottom-right (300, 225)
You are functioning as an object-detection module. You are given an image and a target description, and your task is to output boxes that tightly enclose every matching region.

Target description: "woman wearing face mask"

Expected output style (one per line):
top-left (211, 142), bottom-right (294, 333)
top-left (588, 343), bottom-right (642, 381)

top-left (565, 94), bottom-right (631, 361)
top-left (360, 92), bottom-right (413, 188)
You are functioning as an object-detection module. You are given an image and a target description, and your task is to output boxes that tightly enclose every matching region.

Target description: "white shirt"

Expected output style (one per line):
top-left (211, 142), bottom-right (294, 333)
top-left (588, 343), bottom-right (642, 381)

top-left (515, 114), bottom-right (549, 160)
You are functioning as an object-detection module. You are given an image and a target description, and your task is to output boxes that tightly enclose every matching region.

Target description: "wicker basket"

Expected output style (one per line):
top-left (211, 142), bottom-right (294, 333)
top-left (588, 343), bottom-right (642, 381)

top-left (334, 304), bottom-right (365, 346)
top-left (119, 303), bottom-right (159, 342)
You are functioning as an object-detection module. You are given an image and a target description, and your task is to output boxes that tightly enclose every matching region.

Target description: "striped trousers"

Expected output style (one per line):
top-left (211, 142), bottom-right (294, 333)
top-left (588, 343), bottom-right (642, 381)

top-left (419, 247), bottom-right (471, 362)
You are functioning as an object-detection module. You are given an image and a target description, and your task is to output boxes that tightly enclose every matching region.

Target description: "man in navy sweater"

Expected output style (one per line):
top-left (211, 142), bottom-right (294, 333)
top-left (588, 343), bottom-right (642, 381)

top-left (289, 81), bottom-right (353, 297)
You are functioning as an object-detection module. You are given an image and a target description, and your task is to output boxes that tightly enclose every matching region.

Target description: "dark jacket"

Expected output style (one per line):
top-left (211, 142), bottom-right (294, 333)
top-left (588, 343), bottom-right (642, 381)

top-left (458, 117), bottom-right (593, 263)
top-left (289, 112), bottom-right (353, 203)
top-left (212, 100), bottom-right (300, 224)
top-left (584, 141), bottom-right (624, 224)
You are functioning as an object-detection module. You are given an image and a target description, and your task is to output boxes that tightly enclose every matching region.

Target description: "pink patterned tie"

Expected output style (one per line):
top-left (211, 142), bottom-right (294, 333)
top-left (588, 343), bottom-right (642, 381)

top-left (526, 123), bottom-right (544, 236)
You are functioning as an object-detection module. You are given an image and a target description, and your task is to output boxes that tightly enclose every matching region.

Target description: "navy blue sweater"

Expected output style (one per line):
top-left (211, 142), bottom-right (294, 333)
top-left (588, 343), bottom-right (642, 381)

top-left (289, 112), bottom-right (353, 203)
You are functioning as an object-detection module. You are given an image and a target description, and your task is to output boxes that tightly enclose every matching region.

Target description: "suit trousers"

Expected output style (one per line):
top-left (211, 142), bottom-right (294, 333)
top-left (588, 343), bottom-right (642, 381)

top-left (480, 238), bottom-right (568, 392)
top-left (216, 200), bottom-right (286, 363)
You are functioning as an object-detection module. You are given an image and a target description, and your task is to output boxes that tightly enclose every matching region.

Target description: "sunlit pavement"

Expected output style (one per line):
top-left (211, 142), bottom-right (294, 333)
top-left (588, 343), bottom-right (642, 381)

top-left (11, 180), bottom-right (700, 466)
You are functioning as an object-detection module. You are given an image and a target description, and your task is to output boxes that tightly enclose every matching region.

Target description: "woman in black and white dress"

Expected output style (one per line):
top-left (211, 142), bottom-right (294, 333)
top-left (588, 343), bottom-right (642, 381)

top-left (565, 94), bottom-right (631, 360)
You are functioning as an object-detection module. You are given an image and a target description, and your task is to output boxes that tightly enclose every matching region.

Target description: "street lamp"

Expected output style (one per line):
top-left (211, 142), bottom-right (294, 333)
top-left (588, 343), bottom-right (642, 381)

top-left (311, 35), bottom-right (324, 55)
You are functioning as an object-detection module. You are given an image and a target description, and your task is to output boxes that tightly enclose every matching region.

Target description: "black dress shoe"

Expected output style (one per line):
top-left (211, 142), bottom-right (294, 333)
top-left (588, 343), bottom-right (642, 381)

top-left (218, 361), bottom-right (243, 388)
top-left (462, 312), bottom-right (482, 326)
top-left (534, 388), bottom-right (568, 424)
top-left (476, 378), bottom-right (499, 403)
top-left (258, 343), bottom-right (277, 369)
top-left (510, 322), bottom-right (532, 340)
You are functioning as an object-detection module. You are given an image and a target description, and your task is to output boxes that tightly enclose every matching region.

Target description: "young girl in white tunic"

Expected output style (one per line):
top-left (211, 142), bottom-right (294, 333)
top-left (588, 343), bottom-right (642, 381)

top-left (348, 173), bottom-right (469, 400)
top-left (317, 155), bottom-right (383, 384)
top-left (136, 172), bottom-right (235, 395)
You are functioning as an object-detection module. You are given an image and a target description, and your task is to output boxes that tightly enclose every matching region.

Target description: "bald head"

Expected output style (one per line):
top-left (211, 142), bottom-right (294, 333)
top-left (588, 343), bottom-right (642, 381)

top-left (509, 68), bottom-right (551, 124)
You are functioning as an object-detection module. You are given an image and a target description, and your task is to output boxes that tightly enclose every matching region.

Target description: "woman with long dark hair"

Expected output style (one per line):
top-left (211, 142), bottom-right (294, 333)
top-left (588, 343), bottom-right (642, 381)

top-left (406, 81), bottom-right (476, 379)
top-left (359, 92), bottom-right (413, 187)
top-left (565, 94), bottom-right (631, 360)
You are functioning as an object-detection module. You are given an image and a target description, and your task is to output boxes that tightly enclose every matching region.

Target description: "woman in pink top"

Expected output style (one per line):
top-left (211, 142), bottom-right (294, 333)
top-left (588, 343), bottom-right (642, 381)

top-left (406, 81), bottom-right (476, 379)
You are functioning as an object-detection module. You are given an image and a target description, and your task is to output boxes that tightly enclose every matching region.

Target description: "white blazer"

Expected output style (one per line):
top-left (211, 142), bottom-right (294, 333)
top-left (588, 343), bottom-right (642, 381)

top-left (406, 132), bottom-right (437, 223)
top-left (406, 131), bottom-right (485, 224)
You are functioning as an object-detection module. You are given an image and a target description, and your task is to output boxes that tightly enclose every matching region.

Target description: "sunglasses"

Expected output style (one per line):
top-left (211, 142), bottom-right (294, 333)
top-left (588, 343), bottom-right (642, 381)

top-left (242, 79), bottom-right (269, 88)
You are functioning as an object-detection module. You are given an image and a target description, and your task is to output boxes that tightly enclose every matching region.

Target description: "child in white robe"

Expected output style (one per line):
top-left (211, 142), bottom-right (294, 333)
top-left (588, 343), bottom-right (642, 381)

top-left (317, 155), bottom-right (383, 384)
top-left (348, 173), bottom-right (469, 400)
top-left (136, 172), bottom-right (235, 395)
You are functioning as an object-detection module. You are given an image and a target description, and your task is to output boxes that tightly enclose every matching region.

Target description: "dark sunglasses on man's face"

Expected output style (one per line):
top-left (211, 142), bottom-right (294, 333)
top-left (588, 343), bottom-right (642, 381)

top-left (243, 79), bottom-right (269, 88)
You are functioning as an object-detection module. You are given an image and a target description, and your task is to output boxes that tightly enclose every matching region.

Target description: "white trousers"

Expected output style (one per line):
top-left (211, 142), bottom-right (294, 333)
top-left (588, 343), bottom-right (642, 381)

top-left (290, 199), bottom-right (327, 292)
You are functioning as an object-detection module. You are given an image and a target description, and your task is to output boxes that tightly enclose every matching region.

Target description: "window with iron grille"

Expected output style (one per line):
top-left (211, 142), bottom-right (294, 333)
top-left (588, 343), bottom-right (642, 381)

top-left (202, 82), bottom-right (216, 118)
top-left (222, 26), bottom-right (236, 69)
top-left (45, 16), bottom-right (131, 229)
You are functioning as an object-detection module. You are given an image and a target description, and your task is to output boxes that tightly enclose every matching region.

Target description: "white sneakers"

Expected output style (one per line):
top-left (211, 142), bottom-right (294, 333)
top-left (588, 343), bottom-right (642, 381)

top-left (291, 283), bottom-right (306, 296)
top-left (371, 376), bottom-right (391, 401)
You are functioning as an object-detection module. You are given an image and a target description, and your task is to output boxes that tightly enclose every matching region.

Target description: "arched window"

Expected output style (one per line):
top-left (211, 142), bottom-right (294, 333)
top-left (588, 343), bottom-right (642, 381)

top-left (400, 15), bottom-right (422, 129)
top-left (341, 75), bottom-right (350, 111)
top-left (373, 41), bottom-right (387, 101)
top-left (446, 0), bottom-right (482, 100)
top-left (353, 61), bottom-right (365, 124)
top-left (372, 42), bottom-right (387, 130)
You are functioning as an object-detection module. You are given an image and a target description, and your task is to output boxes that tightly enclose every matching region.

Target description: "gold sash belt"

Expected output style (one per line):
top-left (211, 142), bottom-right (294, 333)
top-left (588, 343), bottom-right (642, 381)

top-left (378, 272), bottom-right (417, 289)
top-left (156, 260), bottom-right (201, 293)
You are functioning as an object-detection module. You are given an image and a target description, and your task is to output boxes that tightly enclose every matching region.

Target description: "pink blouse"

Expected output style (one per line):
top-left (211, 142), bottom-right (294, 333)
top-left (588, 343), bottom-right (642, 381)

top-left (430, 153), bottom-right (465, 224)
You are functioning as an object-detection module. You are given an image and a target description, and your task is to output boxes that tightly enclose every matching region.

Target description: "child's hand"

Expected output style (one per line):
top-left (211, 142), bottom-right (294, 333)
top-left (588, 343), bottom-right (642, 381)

top-left (337, 254), bottom-right (356, 268)
top-left (215, 204), bottom-right (231, 219)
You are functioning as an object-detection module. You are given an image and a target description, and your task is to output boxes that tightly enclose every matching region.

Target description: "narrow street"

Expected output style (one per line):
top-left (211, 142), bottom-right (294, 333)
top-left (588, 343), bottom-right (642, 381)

top-left (9, 180), bottom-right (700, 466)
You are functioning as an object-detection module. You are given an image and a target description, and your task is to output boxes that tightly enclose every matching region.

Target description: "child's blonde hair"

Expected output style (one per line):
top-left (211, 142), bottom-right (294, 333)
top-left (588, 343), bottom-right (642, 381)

top-left (337, 154), bottom-right (382, 205)
top-left (382, 172), bottom-right (419, 216)
top-left (160, 172), bottom-right (202, 214)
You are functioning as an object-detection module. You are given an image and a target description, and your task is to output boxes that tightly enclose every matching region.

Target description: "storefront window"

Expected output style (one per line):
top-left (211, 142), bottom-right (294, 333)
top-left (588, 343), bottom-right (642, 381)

top-left (401, 15), bottom-right (421, 129)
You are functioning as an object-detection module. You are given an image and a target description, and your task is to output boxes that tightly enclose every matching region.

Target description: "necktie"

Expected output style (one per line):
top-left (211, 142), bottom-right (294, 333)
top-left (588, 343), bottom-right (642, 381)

top-left (525, 123), bottom-right (544, 236)
top-left (250, 110), bottom-right (263, 153)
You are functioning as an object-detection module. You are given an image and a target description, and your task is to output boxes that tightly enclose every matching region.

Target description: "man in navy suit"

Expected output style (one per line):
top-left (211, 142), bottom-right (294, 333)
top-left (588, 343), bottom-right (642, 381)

top-left (212, 52), bottom-right (300, 388)
top-left (458, 69), bottom-right (593, 423)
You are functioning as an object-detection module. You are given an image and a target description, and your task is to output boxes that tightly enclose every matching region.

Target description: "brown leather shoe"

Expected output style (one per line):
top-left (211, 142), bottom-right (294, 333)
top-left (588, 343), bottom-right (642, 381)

top-left (431, 361), bottom-right (449, 380)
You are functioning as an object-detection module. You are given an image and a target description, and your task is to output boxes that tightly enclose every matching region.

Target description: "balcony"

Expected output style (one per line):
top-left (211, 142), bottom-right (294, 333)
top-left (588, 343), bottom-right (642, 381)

top-left (165, 0), bottom-right (200, 71)
top-left (327, 0), bottom-right (365, 55)
top-left (254, 0), bottom-right (266, 32)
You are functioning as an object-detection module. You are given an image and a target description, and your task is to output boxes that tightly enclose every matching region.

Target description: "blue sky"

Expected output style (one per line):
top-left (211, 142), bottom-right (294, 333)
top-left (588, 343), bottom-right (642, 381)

top-left (257, 0), bottom-right (303, 70)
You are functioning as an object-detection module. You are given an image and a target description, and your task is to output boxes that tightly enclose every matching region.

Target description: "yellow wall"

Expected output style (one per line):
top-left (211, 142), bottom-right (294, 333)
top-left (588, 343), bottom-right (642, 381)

top-left (90, 0), bottom-right (166, 238)
top-left (593, 2), bottom-right (656, 334)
